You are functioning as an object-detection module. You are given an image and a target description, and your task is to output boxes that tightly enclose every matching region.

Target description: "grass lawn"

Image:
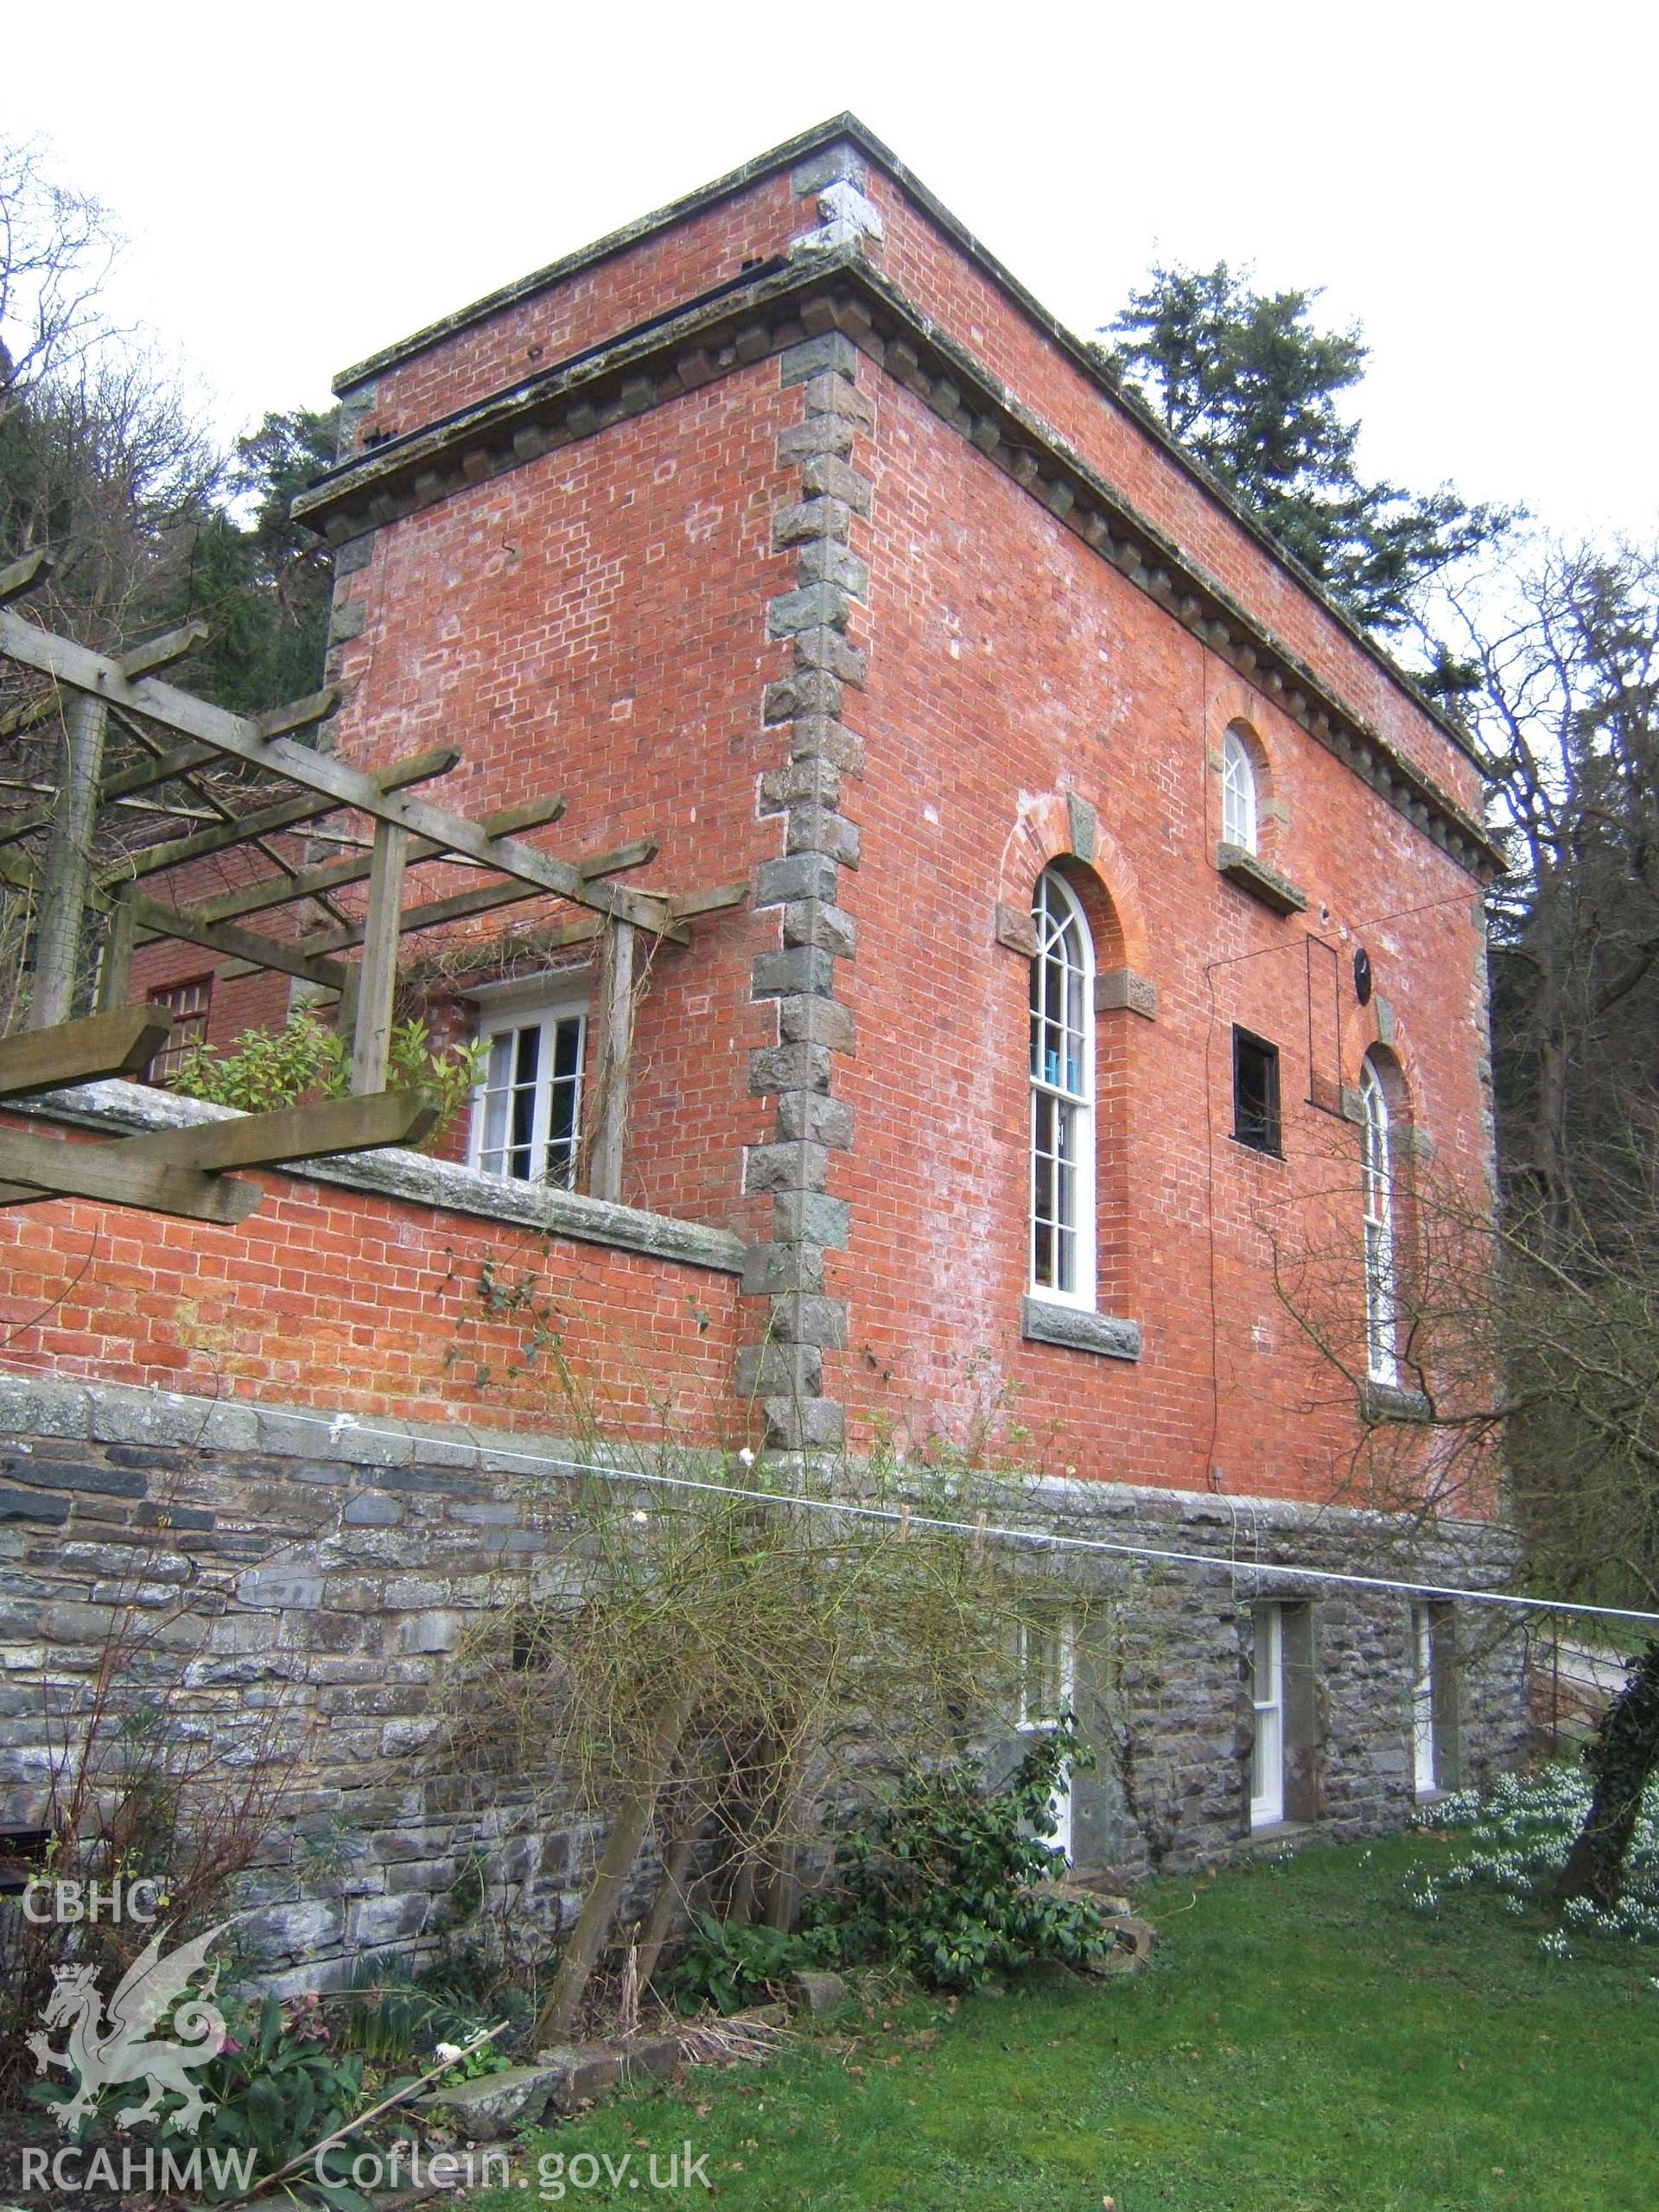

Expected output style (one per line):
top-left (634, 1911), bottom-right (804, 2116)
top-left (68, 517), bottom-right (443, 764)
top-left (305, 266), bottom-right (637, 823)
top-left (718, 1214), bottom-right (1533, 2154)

top-left (468, 1832), bottom-right (1659, 2210)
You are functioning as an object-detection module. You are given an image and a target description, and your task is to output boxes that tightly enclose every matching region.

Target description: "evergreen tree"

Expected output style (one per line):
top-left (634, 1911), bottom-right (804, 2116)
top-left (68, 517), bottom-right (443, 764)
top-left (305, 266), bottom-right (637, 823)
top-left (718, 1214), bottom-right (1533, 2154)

top-left (1099, 263), bottom-right (1514, 635)
top-left (162, 408), bottom-right (337, 714)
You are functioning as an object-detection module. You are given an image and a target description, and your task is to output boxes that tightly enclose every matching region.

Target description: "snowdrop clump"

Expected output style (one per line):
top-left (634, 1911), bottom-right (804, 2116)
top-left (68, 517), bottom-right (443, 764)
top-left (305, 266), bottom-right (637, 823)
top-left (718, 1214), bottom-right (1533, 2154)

top-left (1406, 1763), bottom-right (1659, 1948)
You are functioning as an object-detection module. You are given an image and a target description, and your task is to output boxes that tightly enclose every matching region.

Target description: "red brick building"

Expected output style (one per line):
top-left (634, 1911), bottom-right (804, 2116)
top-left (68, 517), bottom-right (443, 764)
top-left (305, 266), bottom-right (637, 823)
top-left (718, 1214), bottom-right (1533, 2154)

top-left (0, 119), bottom-right (1525, 1917)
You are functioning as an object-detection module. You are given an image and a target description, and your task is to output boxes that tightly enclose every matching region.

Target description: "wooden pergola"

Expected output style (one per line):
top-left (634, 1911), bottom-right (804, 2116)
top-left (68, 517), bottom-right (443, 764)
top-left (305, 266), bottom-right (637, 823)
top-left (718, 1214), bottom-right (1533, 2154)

top-left (0, 548), bottom-right (742, 1223)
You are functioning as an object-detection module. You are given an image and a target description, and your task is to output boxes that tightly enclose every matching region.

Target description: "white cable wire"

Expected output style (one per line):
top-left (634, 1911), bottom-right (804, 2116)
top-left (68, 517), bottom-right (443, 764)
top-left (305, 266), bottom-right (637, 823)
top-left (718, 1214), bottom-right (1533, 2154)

top-left (201, 1395), bottom-right (1659, 1631)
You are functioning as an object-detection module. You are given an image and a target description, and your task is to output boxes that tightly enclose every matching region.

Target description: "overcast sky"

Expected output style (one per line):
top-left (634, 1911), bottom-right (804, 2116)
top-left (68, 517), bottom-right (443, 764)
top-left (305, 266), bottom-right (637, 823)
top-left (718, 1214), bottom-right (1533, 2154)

top-left (6, 2), bottom-right (1654, 544)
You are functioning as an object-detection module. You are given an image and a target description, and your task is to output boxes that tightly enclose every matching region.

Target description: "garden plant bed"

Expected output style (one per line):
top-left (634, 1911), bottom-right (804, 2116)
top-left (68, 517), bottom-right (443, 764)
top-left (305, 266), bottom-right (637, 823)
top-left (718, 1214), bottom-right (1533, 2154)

top-left (461, 1833), bottom-right (1659, 2211)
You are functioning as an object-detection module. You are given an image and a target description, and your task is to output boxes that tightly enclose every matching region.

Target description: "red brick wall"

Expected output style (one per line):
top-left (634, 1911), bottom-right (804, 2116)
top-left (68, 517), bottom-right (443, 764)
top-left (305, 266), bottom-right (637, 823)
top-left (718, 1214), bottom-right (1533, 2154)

top-left (341, 170), bottom-right (803, 448)
top-left (1, 135), bottom-right (1495, 1511)
top-left (0, 1147), bottom-right (745, 1441)
top-left (830, 365), bottom-right (1490, 1497)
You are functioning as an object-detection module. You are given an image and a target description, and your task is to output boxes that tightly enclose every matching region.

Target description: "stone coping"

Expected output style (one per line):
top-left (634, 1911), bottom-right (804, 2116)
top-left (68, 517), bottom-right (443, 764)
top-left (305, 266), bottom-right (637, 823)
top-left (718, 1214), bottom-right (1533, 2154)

top-left (0, 1366), bottom-right (1516, 1576)
top-left (7, 1079), bottom-right (747, 1276)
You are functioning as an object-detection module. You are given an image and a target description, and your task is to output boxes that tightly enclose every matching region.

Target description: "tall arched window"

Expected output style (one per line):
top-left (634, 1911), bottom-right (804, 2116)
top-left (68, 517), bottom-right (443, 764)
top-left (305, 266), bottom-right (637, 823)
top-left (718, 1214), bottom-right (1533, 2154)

top-left (1030, 868), bottom-right (1095, 1306)
top-left (1360, 1058), bottom-right (1395, 1382)
top-left (1222, 727), bottom-right (1258, 853)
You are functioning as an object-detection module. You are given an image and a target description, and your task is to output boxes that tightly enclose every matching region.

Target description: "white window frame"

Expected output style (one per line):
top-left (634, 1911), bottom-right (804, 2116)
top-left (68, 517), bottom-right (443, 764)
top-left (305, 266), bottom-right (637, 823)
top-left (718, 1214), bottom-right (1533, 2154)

top-left (468, 986), bottom-right (589, 1190)
top-left (1028, 868), bottom-right (1096, 1311)
top-left (1249, 1604), bottom-right (1286, 1830)
top-left (1017, 1613), bottom-right (1077, 1863)
top-left (1360, 1059), bottom-right (1397, 1384)
top-left (1411, 1605), bottom-right (1437, 1798)
top-left (1222, 727), bottom-right (1258, 854)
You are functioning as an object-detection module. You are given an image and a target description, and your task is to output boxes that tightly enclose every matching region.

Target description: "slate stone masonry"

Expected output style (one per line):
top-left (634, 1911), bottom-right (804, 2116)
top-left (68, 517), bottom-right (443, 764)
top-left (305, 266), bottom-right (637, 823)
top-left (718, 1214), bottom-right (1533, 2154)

top-left (0, 1374), bottom-right (1529, 1990)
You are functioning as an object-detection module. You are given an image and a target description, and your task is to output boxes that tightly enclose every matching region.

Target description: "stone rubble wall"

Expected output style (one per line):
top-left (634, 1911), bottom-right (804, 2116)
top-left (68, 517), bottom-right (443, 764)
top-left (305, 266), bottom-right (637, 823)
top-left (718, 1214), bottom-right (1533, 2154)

top-left (0, 1376), bottom-right (1530, 1988)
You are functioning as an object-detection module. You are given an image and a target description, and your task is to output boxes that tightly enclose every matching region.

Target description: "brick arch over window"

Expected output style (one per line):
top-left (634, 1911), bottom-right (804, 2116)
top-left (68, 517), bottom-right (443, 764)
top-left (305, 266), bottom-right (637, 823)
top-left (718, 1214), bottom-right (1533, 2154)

top-left (995, 790), bottom-right (1152, 981)
top-left (994, 815), bottom-right (1149, 1330)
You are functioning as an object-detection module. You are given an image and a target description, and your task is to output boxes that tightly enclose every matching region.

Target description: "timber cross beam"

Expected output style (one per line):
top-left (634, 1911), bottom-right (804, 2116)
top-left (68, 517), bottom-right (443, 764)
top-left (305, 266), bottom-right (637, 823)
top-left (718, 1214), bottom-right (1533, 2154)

top-left (0, 598), bottom-right (751, 1116)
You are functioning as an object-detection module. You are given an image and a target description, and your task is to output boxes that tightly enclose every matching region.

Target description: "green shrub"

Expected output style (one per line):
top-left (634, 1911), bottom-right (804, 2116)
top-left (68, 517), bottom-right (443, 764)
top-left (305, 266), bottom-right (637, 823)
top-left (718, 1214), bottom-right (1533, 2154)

top-left (806, 1719), bottom-right (1114, 1992)
top-left (170, 1007), bottom-right (482, 1141)
top-left (669, 1912), bottom-right (817, 2015)
top-left (165, 1993), bottom-right (366, 2202)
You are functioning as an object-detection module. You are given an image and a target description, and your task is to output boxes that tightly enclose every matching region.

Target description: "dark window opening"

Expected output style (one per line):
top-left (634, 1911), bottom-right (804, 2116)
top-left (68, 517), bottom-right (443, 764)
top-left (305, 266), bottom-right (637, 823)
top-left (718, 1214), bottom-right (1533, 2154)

top-left (1233, 1027), bottom-right (1281, 1155)
top-left (144, 976), bottom-right (213, 1084)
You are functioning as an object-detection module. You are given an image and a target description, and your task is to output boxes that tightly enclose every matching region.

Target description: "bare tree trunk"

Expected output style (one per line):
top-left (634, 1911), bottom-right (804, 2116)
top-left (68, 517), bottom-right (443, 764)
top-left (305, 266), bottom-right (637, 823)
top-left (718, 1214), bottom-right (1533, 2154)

top-left (1555, 1643), bottom-right (1659, 1910)
top-left (634, 1833), bottom-right (701, 1995)
top-left (534, 1680), bottom-right (697, 2047)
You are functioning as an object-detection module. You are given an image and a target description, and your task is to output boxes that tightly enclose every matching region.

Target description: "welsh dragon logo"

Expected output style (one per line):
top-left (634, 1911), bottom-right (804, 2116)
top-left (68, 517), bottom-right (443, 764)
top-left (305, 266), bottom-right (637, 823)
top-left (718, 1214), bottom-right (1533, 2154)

top-left (27, 1920), bottom-right (232, 2135)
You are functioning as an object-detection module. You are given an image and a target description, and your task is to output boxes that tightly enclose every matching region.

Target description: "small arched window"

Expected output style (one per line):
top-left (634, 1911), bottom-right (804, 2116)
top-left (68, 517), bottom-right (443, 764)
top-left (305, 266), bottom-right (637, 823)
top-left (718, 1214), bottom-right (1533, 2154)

top-left (1029, 868), bottom-right (1095, 1306)
top-left (1360, 1058), bottom-right (1395, 1382)
top-left (1222, 727), bottom-right (1258, 853)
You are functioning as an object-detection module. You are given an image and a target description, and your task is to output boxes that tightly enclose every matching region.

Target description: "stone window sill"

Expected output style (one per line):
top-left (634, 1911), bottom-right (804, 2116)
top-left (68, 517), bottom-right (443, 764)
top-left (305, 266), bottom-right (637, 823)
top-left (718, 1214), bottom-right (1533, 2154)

top-left (1216, 842), bottom-right (1308, 918)
top-left (1365, 1380), bottom-right (1432, 1425)
top-left (11, 1080), bottom-right (747, 1277)
top-left (1020, 1296), bottom-right (1141, 1361)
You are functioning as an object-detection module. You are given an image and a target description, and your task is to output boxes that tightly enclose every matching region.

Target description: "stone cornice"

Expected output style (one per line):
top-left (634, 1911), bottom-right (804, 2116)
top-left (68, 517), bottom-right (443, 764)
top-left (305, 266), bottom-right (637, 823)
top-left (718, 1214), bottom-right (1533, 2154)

top-left (295, 252), bottom-right (1502, 883)
top-left (328, 111), bottom-right (1487, 788)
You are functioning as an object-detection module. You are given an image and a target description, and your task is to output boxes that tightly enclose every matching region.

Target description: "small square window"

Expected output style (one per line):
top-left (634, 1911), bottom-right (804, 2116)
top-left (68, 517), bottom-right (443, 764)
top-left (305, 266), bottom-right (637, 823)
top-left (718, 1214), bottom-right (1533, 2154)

top-left (1232, 1028), bottom-right (1281, 1156)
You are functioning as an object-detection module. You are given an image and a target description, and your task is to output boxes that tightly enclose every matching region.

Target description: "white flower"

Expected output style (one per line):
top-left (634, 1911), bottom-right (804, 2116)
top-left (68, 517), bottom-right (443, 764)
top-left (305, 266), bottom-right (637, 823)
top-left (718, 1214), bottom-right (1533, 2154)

top-left (435, 2042), bottom-right (466, 2067)
top-left (738, 1448), bottom-right (755, 1468)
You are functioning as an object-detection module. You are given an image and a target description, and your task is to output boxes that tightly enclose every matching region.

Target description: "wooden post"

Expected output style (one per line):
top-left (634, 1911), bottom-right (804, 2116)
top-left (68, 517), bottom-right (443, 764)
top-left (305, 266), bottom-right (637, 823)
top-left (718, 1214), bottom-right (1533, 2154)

top-left (350, 821), bottom-right (407, 1094)
top-left (94, 886), bottom-right (137, 1014)
top-left (29, 690), bottom-right (108, 1028)
top-left (589, 916), bottom-right (636, 1202)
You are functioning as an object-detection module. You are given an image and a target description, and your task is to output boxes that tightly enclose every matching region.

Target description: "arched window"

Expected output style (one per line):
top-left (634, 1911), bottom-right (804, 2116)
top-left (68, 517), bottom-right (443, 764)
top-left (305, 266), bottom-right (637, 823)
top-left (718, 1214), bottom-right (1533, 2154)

top-left (1222, 727), bottom-right (1258, 853)
top-left (1029, 868), bottom-right (1095, 1305)
top-left (1360, 1058), bottom-right (1395, 1382)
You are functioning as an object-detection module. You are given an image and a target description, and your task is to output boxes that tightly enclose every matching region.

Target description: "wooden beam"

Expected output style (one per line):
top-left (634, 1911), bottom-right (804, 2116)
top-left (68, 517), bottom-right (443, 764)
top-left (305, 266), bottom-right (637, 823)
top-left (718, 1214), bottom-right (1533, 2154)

top-left (578, 836), bottom-right (658, 880)
top-left (129, 893), bottom-right (352, 993)
top-left (350, 822), bottom-right (407, 1093)
top-left (172, 788), bottom-right (573, 931)
top-left (94, 887), bottom-right (137, 1013)
top-left (118, 621), bottom-right (209, 682)
top-left (120, 1087), bottom-right (440, 1173)
top-left (0, 614), bottom-right (671, 932)
top-left (111, 744), bottom-right (463, 882)
top-left (0, 1126), bottom-right (260, 1222)
top-left (665, 880), bottom-right (748, 921)
top-left (0, 691), bottom-right (59, 741)
top-left (0, 1007), bottom-right (170, 1099)
top-left (0, 549), bottom-right (54, 608)
top-left (253, 686), bottom-right (340, 744)
top-left (588, 917), bottom-right (635, 1204)
top-left (27, 690), bottom-right (107, 1029)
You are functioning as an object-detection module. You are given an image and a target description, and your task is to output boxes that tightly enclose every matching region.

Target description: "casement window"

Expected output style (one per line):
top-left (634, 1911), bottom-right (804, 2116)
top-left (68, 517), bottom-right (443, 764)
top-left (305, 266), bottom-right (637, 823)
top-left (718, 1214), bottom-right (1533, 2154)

top-left (1017, 1613), bottom-right (1077, 1862)
top-left (1411, 1605), bottom-right (1437, 1797)
top-left (143, 976), bottom-right (213, 1084)
top-left (1410, 1604), bottom-right (1459, 1797)
top-left (1249, 1604), bottom-right (1287, 1829)
top-left (1247, 1600), bottom-right (1319, 1831)
top-left (1232, 1028), bottom-right (1282, 1156)
top-left (469, 991), bottom-right (588, 1189)
top-left (1029, 868), bottom-right (1096, 1306)
top-left (1360, 1058), bottom-right (1396, 1382)
top-left (1222, 727), bottom-right (1259, 853)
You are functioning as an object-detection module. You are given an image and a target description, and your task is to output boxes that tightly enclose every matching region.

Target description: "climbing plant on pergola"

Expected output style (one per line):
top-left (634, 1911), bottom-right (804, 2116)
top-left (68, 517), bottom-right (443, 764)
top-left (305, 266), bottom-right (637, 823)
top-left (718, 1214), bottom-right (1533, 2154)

top-left (0, 546), bottom-right (743, 1222)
